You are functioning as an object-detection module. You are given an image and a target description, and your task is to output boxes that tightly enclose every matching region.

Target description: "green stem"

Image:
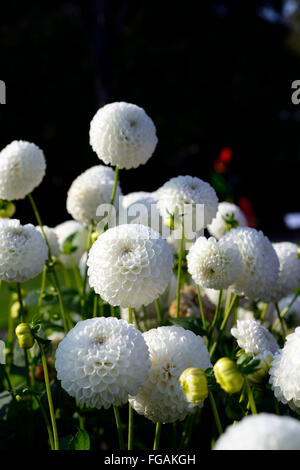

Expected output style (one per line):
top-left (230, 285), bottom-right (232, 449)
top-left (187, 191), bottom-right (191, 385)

top-left (39, 342), bottom-right (59, 450)
top-left (153, 422), bottom-right (162, 450)
top-left (128, 307), bottom-right (133, 325)
top-left (81, 223), bottom-right (94, 314)
top-left (209, 294), bottom-right (238, 357)
top-left (208, 391), bottom-right (223, 436)
top-left (0, 364), bottom-right (16, 401)
top-left (110, 305), bottom-right (115, 317)
top-left (128, 306), bottom-right (134, 450)
top-left (51, 269), bottom-right (71, 333)
top-left (16, 283), bottom-right (30, 385)
top-left (245, 377), bottom-right (257, 415)
top-left (272, 293), bottom-right (299, 332)
top-left (113, 405), bottom-right (125, 450)
top-left (38, 265), bottom-right (47, 311)
top-left (104, 165), bottom-right (119, 231)
top-left (275, 303), bottom-right (286, 341)
top-left (176, 223), bottom-right (185, 318)
top-left (99, 296), bottom-right (104, 317)
top-left (34, 394), bottom-right (55, 450)
top-left (209, 289), bottom-right (223, 332)
top-left (133, 310), bottom-right (142, 331)
top-left (27, 193), bottom-right (52, 259)
top-left (260, 303), bottom-right (269, 322)
top-left (71, 256), bottom-right (83, 296)
top-left (93, 294), bottom-right (98, 318)
top-left (155, 299), bottom-right (163, 326)
top-left (196, 285), bottom-right (206, 330)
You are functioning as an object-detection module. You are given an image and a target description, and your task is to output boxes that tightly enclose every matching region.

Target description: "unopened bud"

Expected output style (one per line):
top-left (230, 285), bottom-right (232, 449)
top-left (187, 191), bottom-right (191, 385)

top-left (248, 351), bottom-right (273, 384)
top-left (214, 357), bottom-right (244, 394)
top-left (91, 231), bottom-right (101, 244)
top-left (0, 200), bottom-right (16, 219)
top-left (179, 367), bottom-right (208, 406)
top-left (15, 323), bottom-right (34, 349)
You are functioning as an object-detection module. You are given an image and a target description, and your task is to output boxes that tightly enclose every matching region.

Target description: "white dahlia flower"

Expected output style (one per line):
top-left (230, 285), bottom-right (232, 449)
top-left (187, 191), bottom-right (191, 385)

top-left (0, 219), bottom-right (48, 283)
top-left (156, 175), bottom-right (218, 232)
top-left (270, 242), bottom-right (300, 302)
top-left (54, 220), bottom-right (87, 269)
top-left (55, 317), bottom-right (151, 409)
top-left (66, 165), bottom-right (122, 225)
top-left (129, 326), bottom-right (212, 423)
top-left (269, 327), bottom-right (300, 412)
top-left (214, 413), bottom-right (300, 450)
top-left (221, 227), bottom-right (280, 302)
top-left (207, 201), bottom-right (247, 239)
top-left (187, 236), bottom-right (243, 290)
top-left (36, 225), bottom-right (60, 258)
top-left (89, 102), bottom-right (158, 169)
top-left (0, 140), bottom-right (46, 200)
top-left (87, 224), bottom-right (174, 309)
top-left (231, 319), bottom-right (279, 356)
top-left (121, 191), bottom-right (153, 209)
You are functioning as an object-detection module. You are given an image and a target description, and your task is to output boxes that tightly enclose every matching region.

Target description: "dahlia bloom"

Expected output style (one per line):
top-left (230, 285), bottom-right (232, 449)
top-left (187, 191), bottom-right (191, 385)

top-left (207, 201), bottom-right (247, 239)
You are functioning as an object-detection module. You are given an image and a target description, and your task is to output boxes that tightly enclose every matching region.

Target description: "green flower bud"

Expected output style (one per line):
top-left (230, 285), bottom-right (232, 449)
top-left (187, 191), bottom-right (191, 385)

top-left (179, 367), bottom-right (208, 406)
top-left (91, 231), bottom-right (101, 244)
top-left (248, 352), bottom-right (273, 384)
top-left (15, 323), bottom-right (34, 350)
top-left (10, 301), bottom-right (21, 319)
top-left (0, 200), bottom-right (16, 218)
top-left (214, 357), bottom-right (244, 394)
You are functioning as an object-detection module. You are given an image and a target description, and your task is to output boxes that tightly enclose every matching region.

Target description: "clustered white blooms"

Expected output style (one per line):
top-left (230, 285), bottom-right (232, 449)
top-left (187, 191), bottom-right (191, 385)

top-left (231, 319), bottom-right (279, 356)
top-left (54, 220), bottom-right (87, 269)
top-left (36, 225), bottom-right (60, 258)
top-left (87, 224), bottom-right (174, 308)
top-left (156, 175), bottom-right (218, 232)
top-left (207, 201), bottom-right (247, 239)
top-left (187, 236), bottom-right (243, 290)
top-left (214, 413), bottom-right (300, 450)
top-left (222, 227), bottom-right (280, 302)
top-left (269, 327), bottom-right (300, 413)
top-left (55, 317), bottom-right (151, 409)
top-left (0, 140), bottom-right (46, 200)
top-left (66, 165), bottom-right (122, 225)
top-left (270, 242), bottom-right (300, 302)
top-left (0, 219), bottom-right (48, 283)
top-left (89, 102), bottom-right (158, 169)
top-left (129, 326), bottom-right (212, 423)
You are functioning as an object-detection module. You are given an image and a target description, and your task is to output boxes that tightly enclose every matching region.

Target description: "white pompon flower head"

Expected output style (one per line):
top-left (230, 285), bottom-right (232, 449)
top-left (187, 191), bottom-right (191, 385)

top-left (0, 219), bottom-right (48, 283)
top-left (156, 175), bottom-right (218, 232)
top-left (87, 224), bottom-right (174, 308)
top-left (270, 242), bottom-right (300, 302)
top-left (0, 140), bottom-right (46, 200)
top-left (231, 319), bottom-right (279, 356)
top-left (55, 317), bottom-right (151, 409)
top-left (54, 220), bottom-right (87, 269)
top-left (187, 236), bottom-right (243, 290)
top-left (89, 102), bottom-right (158, 169)
top-left (36, 225), bottom-right (60, 258)
top-left (129, 326), bottom-right (212, 423)
top-left (221, 227), bottom-right (280, 302)
top-left (269, 327), bottom-right (300, 413)
top-left (207, 201), bottom-right (247, 239)
top-left (66, 165), bottom-right (122, 225)
top-left (214, 413), bottom-right (300, 450)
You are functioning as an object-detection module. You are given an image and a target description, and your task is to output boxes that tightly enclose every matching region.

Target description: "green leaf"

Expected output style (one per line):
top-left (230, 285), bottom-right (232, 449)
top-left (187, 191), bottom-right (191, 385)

top-left (62, 231), bottom-right (82, 255)
top-left (69, 429), bottom-right (90, 450)
top-left (59, 434), bottom-right (74, 450)
top-left (168, 316), bottom-right (206, 336)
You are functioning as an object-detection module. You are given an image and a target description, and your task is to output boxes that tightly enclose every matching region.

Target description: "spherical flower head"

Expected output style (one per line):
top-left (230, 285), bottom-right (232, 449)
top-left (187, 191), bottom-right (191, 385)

top-left (270, 242), bottom-right (300, 302)
top-left (187, 236), bottom-right (243, 290)
top-left (156, 175), bottom-right (218, 231)
top-left (269, 327), bottom-right (300, 412)
top-left (55, 317), bottom-right (151, 409)
top-left (207, 201), bottom-right (247, 239)
top-left (222, 227), bottom-right (280, 302)
top-left (87, 224), bottom-right (174, 309)
top-left (54, 220), bottom-right (87, 269)
top-left (231, 319), bottom-right (279, 356)
top-left (0, 219), bottom-right (48, 283)
top-left (179, 367), bottom-right (208, 406)
top-left (66, 165), bottom-right (122, 225)
top-left (214, 413), bottom-right (300, 450)
top-left (129, 326), bottom-right (212, 423)
top-left (89, 102), bottom-right (158, 169)
top-left (213, 357), bottom-right (244, 394)
top-left (36, 225), bottom-right (60, 258)
top-left (0, 140), bottom-right (46, 200)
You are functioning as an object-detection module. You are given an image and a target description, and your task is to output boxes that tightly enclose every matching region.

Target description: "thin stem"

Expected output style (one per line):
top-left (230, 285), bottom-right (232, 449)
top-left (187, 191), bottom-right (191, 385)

top-left (209, 294), bottom-right (239, 357)
top-left (71, 256), bottom-right (83, 296)
top-left (133, 310), bottom-right (142, 331)
top-left (245, 377), bottom-right (257, 415)
top-left (28, 193), bottom-right (52, 259)
top-left (113, 405), bottom-right (125, 450)
top-left (110, 305), bottom-right (115, 317)
top-left (196, 285), bottom-right (206, 330)
top-left (34, 394), bottom-right (55, 450)
top-left (38, 265), bottom-right (47, 311)
top-left (39, 342), bottom-right (59, 450)
top-left (155, 298), bottom-right (163, 326)
top-left (99, 296), bottom-right (104, 317)
top-left (272, 293), bottom-right (299, 332)
top-left (176, 223), bottom-right (185, 318)
top-left (93, 294), bottom-right (98, 318)
top-left (128, 307), bottom-right (133, 325)
top-left (209, 289), bottom-right (223, 332)
top-left (81, 223), bottom-right (94, 314)
top-left (0, 364), bottom-right (16, 401)
top-left (153, 422), bottom-right (162, 450)
top-left (105, 165), bottom-right (119, 231)
top-left (209, 391), bottom-right (223, 436)
top-left (260, 303), bottom-right (269, 322)
top-left (128, 306), bottom-right (134, 450)
top-left (275, 303), bottom-right (286, 341)
top-left (51, 269), bottom-right (71, 333)
top-left (16, 283), bottom-right (30, 385)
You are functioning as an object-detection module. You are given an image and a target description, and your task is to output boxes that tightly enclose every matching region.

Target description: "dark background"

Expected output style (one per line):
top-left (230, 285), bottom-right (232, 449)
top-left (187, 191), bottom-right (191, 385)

top-left (1, 0), bottom-right (300, 240)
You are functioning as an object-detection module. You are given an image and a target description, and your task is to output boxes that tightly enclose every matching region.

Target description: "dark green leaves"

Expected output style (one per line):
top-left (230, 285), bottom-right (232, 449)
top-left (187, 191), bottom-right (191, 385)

top-left (61, 231), bottom-right (82, 255)
top-left (168, 316), bottom-right (207, 337)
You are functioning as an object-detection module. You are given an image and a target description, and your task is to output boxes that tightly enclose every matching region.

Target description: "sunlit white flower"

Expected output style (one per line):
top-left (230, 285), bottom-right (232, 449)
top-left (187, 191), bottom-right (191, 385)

top-left (270, 242), bottom-right (300, 302)
top-left (207, 201), bottom-right (247, 239)
top-left (231, 319), bottom-right (279, 356)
